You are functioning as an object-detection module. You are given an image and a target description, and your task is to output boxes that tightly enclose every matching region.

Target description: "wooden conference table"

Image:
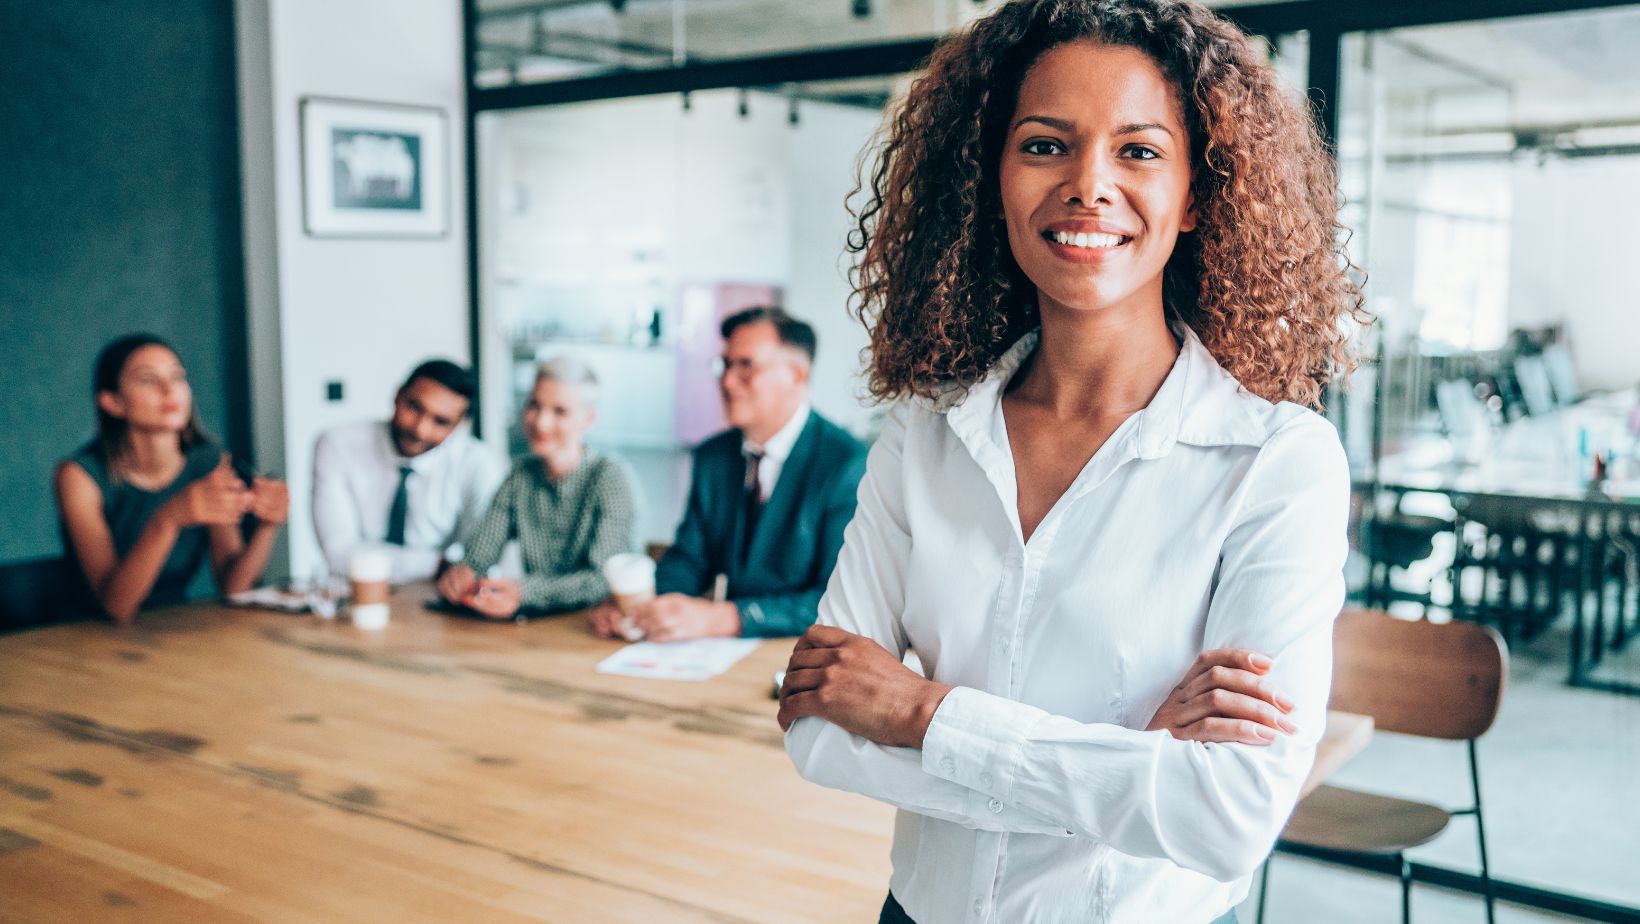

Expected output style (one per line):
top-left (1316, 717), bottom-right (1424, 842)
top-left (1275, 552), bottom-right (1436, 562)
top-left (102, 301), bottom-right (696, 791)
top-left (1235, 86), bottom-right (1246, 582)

top-left (0, 591), bottom-right (1370, 923)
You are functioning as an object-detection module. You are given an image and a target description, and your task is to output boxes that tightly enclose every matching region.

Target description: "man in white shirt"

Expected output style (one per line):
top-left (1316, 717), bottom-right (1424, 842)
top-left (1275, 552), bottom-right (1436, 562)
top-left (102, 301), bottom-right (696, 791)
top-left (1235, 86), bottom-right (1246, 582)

top-left (312, 360), bottom-right (507, 584)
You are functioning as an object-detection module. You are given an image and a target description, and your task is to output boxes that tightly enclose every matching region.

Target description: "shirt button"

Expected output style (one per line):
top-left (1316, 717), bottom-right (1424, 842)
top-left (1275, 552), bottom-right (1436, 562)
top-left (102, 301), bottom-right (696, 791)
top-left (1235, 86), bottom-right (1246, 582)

top-left (973, 898), bottom-right (985, 915)
top-left (940, 757), bottom-right (956, 774)
top-left (987, 798), bottom-right (1004, 813)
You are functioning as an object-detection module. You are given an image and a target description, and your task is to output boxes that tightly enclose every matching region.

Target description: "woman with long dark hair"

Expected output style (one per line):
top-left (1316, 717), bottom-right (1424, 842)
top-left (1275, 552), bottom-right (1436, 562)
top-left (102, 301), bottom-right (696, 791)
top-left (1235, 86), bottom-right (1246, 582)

top-left (55, 334), bottom-right (288, 623)
top-left (779, 1), bottom-right (1366, 921)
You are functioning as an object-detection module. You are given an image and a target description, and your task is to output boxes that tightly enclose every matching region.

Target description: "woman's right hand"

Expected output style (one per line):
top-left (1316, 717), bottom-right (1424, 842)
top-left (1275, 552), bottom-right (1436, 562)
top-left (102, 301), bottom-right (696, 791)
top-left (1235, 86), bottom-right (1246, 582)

top-left (438, 564), bottom-right (478, 604)
top-left (1146, 648), bottom-right (1298, 746)
top-left (164, 455), bottom-right (251, 528)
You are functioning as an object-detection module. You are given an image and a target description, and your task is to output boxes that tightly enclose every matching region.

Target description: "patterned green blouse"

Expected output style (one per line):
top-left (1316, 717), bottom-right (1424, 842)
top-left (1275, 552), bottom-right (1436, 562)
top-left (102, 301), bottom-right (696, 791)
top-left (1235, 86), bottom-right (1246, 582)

top-left (460, 451), bottom-right (638, 612)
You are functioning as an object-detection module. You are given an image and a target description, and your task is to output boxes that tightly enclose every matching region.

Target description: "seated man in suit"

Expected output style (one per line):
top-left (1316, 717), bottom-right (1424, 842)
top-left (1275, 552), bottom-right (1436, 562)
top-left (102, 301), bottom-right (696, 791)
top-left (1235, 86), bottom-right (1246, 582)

top-left (594, 307), bottom-right (867, 641)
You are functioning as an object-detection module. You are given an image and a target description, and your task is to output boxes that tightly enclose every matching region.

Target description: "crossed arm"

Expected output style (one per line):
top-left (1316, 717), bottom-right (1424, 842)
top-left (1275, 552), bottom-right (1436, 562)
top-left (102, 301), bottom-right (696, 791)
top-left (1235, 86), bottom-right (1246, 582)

top-left (779, 408), bottom-right (1348, 882)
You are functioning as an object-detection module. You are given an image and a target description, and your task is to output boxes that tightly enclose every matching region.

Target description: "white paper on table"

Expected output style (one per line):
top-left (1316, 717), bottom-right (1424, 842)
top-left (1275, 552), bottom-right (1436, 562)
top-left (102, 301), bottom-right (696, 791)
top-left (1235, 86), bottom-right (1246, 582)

top-left (225, 586), bottom-right (310, 612)
top-left (595, 638), bottom-right (762, 681)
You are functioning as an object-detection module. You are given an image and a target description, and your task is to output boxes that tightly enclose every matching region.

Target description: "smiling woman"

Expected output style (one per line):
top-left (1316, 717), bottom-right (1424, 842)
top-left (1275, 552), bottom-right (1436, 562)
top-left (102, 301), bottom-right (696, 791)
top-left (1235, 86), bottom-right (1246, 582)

top-left (851, 0), bottom-right (1366, 407)
top-left (781, 2), bottom-right (1366, 923)
top-left (438, 357), bottom-right (638, 621)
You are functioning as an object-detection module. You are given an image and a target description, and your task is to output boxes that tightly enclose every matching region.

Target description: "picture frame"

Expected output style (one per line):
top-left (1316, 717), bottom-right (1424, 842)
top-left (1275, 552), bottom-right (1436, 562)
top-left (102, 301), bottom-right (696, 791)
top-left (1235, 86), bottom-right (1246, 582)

top-left (299, 97), bottom-right (449, 238)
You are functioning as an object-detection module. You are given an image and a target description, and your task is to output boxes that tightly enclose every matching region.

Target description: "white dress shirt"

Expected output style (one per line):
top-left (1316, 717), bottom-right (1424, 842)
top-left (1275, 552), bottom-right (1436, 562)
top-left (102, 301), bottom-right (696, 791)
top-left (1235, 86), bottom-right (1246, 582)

top-left (786, 328), bottom-right (1350, 924)
top-left (311, 421), bottom-right (507, 583)
top-left (743, 402), bottom-right (810, 502)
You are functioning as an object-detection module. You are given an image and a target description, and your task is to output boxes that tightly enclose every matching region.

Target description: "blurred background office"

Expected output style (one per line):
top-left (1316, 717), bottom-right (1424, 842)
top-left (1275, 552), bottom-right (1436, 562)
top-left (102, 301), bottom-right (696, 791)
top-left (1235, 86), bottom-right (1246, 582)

top-left (4, 1), bottom-right (1640, 921)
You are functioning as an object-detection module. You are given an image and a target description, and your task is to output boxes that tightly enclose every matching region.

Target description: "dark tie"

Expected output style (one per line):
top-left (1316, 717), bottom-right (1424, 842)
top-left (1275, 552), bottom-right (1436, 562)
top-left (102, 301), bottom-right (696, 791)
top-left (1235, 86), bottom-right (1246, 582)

top-left (742, 448), bottom-right (764, 557)
top-left (385, 465), bottom-right (412, 545)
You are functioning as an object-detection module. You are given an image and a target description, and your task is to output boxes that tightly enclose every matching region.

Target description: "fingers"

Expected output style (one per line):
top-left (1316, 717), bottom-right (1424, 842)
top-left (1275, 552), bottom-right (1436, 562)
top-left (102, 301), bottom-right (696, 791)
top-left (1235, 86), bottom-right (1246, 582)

top-left (209, 455), bottom-right (246, 490)
top-left (784, 647), bottom-right (837, 672)
top-left (779, 667), bottom-right (824, 699)
top-left (1178, 665), bottom-right (1295, 714)
top-left (1184, 648), bottom-right (1274, 685)
top-left (645, 621), bottom-right (680, 643)
top-left (1171, 717), bottom-right (1280, 746)
top-left (631, 609), bottom-right (661, 636)
top-left (467, 587), bottom-right (512, 618)
top-left (632, 598), bottom-right (680, 637)
top-left (802, 625), bottom-right (851, 647)
top-left (587, 605), bottom-right (620, 638)
top-left (777, 690), bottom-right (821, 732)
top-left (1172, 689), bottom-right (1297, 735)
top-left (437, 567), bottom-right (472, 602)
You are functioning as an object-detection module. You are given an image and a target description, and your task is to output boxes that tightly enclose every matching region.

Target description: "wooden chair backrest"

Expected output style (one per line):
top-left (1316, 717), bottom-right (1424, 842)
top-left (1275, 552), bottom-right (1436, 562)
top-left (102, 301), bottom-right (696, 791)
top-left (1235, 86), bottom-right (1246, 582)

top-left (1329, 608), bottom-right (1508, 741)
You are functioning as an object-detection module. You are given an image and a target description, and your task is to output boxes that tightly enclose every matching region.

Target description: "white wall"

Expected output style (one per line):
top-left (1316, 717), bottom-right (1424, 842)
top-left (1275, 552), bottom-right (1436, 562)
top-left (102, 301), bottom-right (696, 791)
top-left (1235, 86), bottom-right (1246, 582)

top-left (479, 89), bottom-right (881, 444)
top-left (238, 0), bottom-right (473, 581)
top-left (1506, 154), bottom-right (1639, 391)
top-left (784, 97), bottom-right (881, 436)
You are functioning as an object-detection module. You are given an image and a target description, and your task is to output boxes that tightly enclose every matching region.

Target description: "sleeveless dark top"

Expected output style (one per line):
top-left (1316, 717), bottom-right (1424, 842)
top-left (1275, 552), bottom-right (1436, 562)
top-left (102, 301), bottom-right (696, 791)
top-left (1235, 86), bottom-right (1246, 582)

top-left (64, 440), bottom-right (222, 609)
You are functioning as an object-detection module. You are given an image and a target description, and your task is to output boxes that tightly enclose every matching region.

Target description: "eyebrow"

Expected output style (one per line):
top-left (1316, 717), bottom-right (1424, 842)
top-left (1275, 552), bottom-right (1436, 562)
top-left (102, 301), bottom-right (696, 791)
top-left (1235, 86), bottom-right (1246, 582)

top-left (1010, 115), bottom-right (1175, 139)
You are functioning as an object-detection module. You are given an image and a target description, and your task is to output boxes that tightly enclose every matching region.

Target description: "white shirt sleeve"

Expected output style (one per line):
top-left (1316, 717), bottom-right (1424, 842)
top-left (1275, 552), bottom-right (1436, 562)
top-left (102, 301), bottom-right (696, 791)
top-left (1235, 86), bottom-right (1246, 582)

top-left (311, 429), bottom-right (363, 579)
top-left (785, 404), bottom-right (1072, 836)
top-left (917, 417), bottom-right (1350, 882)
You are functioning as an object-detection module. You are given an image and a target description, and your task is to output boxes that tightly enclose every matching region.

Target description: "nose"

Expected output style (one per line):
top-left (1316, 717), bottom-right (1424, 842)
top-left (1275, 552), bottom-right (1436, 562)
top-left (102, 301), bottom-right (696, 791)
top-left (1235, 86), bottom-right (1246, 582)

top-left (1060, 148), bottom-right (1117, 208)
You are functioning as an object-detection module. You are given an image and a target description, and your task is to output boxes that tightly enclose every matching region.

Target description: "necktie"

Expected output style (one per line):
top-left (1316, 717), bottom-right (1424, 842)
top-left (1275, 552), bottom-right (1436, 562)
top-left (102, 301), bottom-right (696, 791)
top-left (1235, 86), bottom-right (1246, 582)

top-left (385, 465), bottom-right (412, 546)
top-left (742, 448), bottom-right (764, 558)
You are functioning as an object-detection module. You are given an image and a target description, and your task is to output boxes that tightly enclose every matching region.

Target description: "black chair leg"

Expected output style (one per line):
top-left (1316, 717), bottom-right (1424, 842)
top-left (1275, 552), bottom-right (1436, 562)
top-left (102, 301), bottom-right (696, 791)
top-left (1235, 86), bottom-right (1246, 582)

top-left (1399, 853), bottom-right (1412, 924)
top-left (1470, 740), bottom-right (1496, 924)
top-left (1256, 856), bottom-right (1270, 924)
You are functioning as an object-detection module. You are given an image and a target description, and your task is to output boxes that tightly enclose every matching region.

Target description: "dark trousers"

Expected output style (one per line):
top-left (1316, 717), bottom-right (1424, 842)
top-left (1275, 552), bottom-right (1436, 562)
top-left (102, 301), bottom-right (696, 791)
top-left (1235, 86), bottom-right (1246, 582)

top-left (878, 892), bottom-right (1240, 923)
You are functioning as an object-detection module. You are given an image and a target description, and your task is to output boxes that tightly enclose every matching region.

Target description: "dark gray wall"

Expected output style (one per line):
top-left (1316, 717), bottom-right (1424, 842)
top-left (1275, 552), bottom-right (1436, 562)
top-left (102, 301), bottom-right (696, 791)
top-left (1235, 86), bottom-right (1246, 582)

top-left (0, 2), bottom-right (249, 563)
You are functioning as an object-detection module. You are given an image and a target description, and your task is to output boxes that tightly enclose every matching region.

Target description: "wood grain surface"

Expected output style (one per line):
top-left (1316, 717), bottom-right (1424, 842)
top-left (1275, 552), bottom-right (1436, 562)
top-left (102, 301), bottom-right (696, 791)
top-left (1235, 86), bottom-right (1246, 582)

top-left (0, 588), bottom-right (891, 923)
top-left (0, 589), bottom-right (1371, 922)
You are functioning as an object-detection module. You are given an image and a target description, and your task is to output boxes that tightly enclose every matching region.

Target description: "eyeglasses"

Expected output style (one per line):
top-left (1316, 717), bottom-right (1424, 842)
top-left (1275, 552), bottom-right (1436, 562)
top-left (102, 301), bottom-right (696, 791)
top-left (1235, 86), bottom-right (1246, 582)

top-left (712, 357), bottom-right (781, 381)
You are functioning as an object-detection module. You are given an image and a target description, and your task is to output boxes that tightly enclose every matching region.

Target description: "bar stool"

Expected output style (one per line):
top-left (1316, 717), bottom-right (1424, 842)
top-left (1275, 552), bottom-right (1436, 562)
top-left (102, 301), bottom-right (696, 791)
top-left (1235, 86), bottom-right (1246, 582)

top-left (1257, 608), bottom-right (1508, 924)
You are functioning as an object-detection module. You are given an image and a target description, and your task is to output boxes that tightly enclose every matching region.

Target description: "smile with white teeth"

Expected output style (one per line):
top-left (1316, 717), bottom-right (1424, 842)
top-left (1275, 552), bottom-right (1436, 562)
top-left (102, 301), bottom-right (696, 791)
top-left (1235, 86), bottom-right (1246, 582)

top-left (1047, 230), bottom-right (1130, 249)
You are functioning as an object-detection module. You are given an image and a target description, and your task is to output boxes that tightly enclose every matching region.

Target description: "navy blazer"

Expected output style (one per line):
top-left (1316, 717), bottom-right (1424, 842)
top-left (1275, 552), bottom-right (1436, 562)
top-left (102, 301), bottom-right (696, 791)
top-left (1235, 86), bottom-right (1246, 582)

top-left (656, 411), bottom-right (868, 637)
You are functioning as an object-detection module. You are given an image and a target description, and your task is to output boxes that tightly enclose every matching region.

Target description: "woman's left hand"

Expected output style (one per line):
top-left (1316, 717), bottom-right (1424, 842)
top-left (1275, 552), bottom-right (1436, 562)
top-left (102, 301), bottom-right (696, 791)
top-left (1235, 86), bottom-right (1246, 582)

top-left (778, 625), bottom-right (953, 748)
top-left (1146, 648), bottom-right (1297, 745)
top-left (249, 477), bottom-right (289, 525)
top-left (468, 579), bottom-right (522, 619)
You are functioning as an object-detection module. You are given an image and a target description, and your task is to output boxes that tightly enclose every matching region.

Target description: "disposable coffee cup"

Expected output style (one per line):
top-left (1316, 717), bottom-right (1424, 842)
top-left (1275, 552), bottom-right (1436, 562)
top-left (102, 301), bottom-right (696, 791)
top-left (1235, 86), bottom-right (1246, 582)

top-left (349, 546), bottom-right (393, 630)
top-left (601, 553), bottom-right (655, 641)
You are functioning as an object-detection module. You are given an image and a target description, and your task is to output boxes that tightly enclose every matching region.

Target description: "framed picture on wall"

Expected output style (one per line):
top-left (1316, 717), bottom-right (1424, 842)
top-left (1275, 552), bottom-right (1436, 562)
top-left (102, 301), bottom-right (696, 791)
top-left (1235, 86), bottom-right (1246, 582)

top-left (299, 97), bottom-right (449, 238)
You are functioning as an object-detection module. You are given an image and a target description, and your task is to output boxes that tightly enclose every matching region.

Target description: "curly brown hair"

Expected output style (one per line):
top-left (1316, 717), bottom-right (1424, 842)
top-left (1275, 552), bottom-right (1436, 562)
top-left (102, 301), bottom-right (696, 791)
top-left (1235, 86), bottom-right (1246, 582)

top-left (849, 0), bottom-right (1367, 408)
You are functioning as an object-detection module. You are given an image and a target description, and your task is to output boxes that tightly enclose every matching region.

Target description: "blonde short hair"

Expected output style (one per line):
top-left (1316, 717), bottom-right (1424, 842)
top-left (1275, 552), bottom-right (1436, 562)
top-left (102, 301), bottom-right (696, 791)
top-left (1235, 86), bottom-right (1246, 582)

top-left (533, 356), bottom-right (600, 408)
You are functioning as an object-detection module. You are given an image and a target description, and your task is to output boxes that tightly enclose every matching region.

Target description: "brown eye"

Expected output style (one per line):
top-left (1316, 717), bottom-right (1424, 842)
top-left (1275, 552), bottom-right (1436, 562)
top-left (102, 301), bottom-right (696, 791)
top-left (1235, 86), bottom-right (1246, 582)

top-left (1022, 139), bottom-right (1064, 156)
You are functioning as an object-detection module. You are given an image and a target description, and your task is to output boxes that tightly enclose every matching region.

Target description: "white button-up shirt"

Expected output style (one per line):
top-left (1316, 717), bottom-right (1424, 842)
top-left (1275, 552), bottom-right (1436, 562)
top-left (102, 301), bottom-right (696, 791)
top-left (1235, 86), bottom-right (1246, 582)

top-left (742, 402), bottom-right (811, 502)
top-left (311, 421), bottom-right (507, 583)
top-left (786, 328), bottom-right (1350, 924)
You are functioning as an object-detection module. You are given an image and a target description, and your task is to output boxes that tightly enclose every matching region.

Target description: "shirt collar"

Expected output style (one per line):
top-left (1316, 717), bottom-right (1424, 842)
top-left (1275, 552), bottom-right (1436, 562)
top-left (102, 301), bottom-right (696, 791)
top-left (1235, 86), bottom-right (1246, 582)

top-left (937, 324), bottom-right (1271, 462)
top-left (744, 402), bottom-right (810, 462)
